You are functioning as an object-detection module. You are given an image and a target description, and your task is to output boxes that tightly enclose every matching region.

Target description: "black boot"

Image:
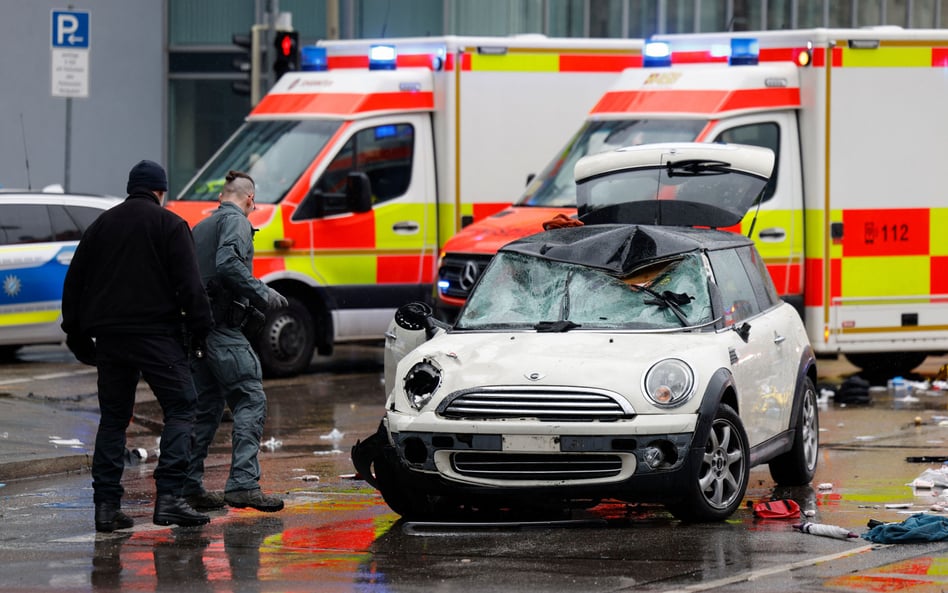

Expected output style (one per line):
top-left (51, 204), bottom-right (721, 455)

top-left (95, 501), bottom-right (134, 533)
top-left (153, 494), bottom-right (211, 527)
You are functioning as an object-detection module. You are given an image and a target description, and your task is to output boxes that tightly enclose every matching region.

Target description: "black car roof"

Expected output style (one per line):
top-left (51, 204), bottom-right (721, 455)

top-left (501, 223), bottom-right (753, 276)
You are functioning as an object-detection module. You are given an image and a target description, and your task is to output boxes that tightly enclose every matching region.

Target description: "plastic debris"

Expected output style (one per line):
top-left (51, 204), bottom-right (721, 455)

top-left (794, 522), bottom-right (859, 539)
top-left (885, 503), bottom-right (913, 509)
top-left (48, 437), bottom-right (83, 448)
top-left (293, 474), bottom-right (320, 482)
top-left (320, 428), bottom-right (345, 441)
top-left (907, 466), bottom-right (948, 488)
top-left (123, 447), bottom-right (147, 465)
top-left (261, 437), bottom-right (283, 451)
top-left (818, 482), bottom-right (834, 490)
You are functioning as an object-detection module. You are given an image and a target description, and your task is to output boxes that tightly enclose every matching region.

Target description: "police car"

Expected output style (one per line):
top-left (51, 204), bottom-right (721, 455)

top-left (352, 143), bottom-right (819, 522)
top-left (0, 191), bottom-right (121, 360)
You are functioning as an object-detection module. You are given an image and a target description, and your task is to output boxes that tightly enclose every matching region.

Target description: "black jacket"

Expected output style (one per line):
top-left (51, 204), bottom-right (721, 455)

top-left (61, 191), bottom-right (213, 338)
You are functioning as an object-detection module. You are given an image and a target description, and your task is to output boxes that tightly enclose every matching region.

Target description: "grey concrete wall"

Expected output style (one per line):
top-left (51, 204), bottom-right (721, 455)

top-left (0, 0), bottom-right (164, 197)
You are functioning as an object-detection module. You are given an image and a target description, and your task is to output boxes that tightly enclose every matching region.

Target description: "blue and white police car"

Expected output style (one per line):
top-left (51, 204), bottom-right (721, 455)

top-left (0, 190), bottom-right (121, 360)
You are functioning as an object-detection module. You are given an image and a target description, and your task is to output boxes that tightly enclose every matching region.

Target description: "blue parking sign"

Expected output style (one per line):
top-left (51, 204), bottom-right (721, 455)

top-left (51, 10), bottom-right (90, 49)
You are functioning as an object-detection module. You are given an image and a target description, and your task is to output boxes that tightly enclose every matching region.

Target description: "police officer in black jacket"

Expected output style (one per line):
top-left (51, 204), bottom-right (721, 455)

top-left (62, 160), bottom-right (214, 532)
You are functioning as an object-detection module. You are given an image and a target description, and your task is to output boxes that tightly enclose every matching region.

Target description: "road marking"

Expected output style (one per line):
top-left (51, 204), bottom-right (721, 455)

top-left (0, 368), bottom-right (95, 387)
top-left (659, 544), bottom-right (876, 593)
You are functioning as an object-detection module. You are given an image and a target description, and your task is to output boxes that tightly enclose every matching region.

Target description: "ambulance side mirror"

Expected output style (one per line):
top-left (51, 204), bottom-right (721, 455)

top-left (347, 172), bottom-right (372, 214)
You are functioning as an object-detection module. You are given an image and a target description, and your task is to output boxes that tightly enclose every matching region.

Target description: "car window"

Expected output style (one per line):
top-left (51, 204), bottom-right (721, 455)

top-left (739, 245), bottom-right (780, 311)
top-left (315, 123), bottom-right (414, 206)
top-left (457, 251), bottom-right (712, 330)
top-left (707, 247), bottom-right (761, 326)
top-left (49, 205), bottom-right (84, 241)
top-left (64, 204), bottom-right (108, 234)
top-left (714, 122), bottom-right (780, 203)
top-left (0, 204), bottom-right (53, 245)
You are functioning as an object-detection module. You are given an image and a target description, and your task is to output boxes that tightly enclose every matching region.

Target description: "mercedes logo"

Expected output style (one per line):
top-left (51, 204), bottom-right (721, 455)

top-left (458, 260), bottom-right (480, 291)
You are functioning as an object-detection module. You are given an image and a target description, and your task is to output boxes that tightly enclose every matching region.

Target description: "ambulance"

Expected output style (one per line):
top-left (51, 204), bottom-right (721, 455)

top-left (167, 35), bottom-right (643, 376)
top-left (436, 27), bottom-right (948, 376)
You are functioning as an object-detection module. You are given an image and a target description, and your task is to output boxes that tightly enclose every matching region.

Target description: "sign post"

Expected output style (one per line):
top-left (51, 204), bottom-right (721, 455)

top-left (51, 9), bottom-right (90, 192)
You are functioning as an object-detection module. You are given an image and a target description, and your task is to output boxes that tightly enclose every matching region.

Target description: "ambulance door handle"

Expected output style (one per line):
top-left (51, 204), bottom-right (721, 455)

top-left (757, 228), bottom-right (785, 242)
top-left (392, 221), bottom-right (420, 235)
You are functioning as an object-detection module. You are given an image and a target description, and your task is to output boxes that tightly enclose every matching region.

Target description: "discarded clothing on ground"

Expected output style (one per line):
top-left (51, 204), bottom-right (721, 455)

top-left (863, 513), bottom-right (948, 544)
top-left (835, 375), bottom-right (871, 405)
top-left (753, 499), bottom-right (800, 519)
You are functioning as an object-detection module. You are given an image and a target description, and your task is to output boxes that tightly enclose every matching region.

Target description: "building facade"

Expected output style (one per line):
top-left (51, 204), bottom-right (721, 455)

top-left (0, 0), bottom-right (944, 196)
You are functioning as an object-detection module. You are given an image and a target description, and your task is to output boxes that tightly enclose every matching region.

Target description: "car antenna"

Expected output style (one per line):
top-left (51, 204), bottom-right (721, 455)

top-left (20, 113), bottom-right (32, 191)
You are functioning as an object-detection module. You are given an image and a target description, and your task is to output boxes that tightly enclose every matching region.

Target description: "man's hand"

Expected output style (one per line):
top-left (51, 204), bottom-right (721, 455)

top-left (66, 334), bottom-right (97, 366)
top-left (267, 287), bottom-right (288, 310)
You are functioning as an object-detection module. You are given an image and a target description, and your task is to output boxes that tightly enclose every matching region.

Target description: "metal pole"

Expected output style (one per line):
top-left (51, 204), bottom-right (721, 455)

top-left (64, 97), bottom-right (72, 192)
top-left (327, 0), bottom-right (339, 39)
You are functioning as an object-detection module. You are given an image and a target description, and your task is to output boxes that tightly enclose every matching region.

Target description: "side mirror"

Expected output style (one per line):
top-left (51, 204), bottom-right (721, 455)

top-left (347, 172), bottom-right (372, 214)
top-left (394, 301), bottom-right (449, 339)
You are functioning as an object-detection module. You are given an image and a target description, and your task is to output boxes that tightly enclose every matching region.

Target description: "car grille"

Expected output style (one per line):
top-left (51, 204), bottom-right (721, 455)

top-left (451, 452), bottom-right (623, 481)
top-left (437, 254), bottom-right (493, 300)
top-left (438, 387), bottom-right (634, 421)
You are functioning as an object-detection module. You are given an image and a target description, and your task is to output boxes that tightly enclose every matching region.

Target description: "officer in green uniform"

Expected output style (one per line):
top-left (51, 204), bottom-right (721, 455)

top-left (183, 170), bottom-right (288, 512)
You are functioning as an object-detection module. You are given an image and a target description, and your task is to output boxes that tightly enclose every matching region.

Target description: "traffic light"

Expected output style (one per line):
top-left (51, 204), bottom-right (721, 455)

top-left (232, 25), bottom-right (265, 104)
top-left (273, 30), bottom-right (300, 79)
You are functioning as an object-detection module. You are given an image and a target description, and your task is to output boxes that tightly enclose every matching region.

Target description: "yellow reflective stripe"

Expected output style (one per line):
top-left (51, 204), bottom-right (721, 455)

top-left (276, 250), bottom-right (377, 285)
top-left (839, 45), bottom-right (934, 67)
top-left (803, 208), bottom-right (826, 257)
top-left (468, 52), bottom-right (559, 72)
top-left (841, 255), bottom-right (928, 297)
top-left (374, 203), bottom-right (436, 249)
top-left (839, 323), bottom-right (948, 335)
top-left (251, 206), bottom-right (285, 253)
top-left (932, 208), bottom-right (948, 256)
top-left (0, 310), bottom-right (60, 326)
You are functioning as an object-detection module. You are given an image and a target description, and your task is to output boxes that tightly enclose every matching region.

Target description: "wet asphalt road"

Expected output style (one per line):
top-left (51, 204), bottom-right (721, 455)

top-left (2, 346), bottom-right (948, 592)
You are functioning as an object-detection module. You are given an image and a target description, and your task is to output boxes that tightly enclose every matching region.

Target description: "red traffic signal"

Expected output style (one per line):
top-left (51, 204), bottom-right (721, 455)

top-left (273, 30), bottom-right (299, 79)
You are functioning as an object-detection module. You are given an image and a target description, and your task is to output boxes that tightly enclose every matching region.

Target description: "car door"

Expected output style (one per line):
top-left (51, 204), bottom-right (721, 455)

top-left (709, 245), bottom-right (796, 447)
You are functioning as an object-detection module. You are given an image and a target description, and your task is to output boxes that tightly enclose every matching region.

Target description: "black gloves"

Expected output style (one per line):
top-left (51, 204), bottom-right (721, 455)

top-left (66, 334), bottom-right (96, 366)
top-left (266, 287), bottom-right (288, 310)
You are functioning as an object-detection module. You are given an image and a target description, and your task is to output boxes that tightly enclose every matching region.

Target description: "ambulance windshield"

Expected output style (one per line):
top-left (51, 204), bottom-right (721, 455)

top-left (517, 119), bottom-right (705, 208)
top-left (175, 119), bottom-right (343, 204)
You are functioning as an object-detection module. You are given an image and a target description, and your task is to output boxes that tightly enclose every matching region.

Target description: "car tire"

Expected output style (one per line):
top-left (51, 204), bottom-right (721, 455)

top-left (668, 403), bottom-right (749, 522)
top-left (0, 345), bottom-right (20, 362)
top-left (373, 455), bottom-right (434, 519)
top-left (254, 295), bottom-right (316, 378)
top-left (844, 351), bottom-right (928, 377)
top-left (768, 377), bottom-right (819, 485)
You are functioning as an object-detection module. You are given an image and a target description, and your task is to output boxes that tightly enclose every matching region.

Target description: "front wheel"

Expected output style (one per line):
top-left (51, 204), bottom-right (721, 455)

top-left (668, 403), bottom-right (749, 522)
top-left (769, 378), bottom-right (819, 485)
top-left (253, 296), bottom-right (316, 378)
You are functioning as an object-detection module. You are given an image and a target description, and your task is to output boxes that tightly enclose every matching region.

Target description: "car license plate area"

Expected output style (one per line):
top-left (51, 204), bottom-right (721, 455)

top-left (502, 435), bottom-right (559, 452)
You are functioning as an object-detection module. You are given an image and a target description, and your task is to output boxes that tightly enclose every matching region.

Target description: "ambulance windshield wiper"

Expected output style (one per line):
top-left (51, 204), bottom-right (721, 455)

top-left (631, 285), bottom-right (693, 327)
top-left (667, 159), bottom-right (731, 177)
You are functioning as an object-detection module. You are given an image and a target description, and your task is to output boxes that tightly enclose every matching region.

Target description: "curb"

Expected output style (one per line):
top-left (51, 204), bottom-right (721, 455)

top-left (0, 453), bottom-right (92, 482)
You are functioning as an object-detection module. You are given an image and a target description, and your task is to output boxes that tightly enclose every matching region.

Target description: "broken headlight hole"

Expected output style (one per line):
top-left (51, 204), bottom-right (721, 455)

top-left (404, 358), bottom-right (442, 410)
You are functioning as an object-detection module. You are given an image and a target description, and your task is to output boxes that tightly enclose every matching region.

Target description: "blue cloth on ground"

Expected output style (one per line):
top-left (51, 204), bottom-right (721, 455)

top-left (862, 513), bottom-right (948, 544)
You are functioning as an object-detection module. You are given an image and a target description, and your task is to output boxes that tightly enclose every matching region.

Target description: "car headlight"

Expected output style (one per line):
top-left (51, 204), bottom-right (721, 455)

top-left (643, 358), bottom-right (695, 408)
top-left (403, 358), bottom-right (442, 410)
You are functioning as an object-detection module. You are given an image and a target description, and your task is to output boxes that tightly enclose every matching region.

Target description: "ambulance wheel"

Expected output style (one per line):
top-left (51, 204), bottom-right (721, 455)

top-left (844, 352), bottom-right (928, 377)
top-left (255, 296), bottom-right (316, 378)
top-left (668, 404), bottom-right (749, 523)
top-left (769, 377), bottom-right (819, 485)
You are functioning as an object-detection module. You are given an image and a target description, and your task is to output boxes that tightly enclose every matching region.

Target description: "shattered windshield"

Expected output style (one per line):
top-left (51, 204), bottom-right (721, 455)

top-left (517, 119), bottom-right (705, 208)
top-left (174, 119), bottom-right (343, 204)
top-left (456, 251), bottom-right (712, 331)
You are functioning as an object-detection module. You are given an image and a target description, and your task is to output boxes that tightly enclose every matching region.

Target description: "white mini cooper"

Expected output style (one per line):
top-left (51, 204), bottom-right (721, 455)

top-left (352, 143), bottom-right (818, 522)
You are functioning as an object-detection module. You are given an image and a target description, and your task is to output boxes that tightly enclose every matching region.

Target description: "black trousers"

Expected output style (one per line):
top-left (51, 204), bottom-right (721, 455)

top-left (92, 333), bottom-right (196, 504)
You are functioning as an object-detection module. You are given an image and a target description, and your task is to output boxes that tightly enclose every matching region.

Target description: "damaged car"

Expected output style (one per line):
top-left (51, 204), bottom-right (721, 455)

top-left (352, 143), bottom-right (818, 522)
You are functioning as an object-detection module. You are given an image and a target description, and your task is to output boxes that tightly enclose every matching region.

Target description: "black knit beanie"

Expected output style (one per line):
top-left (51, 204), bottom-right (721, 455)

top-left (126, 160), bottom-right (168, 194)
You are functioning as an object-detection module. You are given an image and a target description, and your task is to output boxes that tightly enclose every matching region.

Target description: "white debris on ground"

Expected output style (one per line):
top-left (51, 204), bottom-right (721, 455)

top-left (48, 436), bottom-right (84, 448)
top-left (261, 436), bottom-right (283, 451)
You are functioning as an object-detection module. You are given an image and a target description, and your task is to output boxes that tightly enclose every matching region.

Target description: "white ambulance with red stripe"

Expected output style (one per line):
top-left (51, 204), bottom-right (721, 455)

top-left (167, 36), bottom-right (642, 376)
top-left (437, 28), bottom-right (948, 376)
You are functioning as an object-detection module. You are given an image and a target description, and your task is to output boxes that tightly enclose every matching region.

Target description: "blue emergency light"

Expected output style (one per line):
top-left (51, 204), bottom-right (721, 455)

top-left (729, 38), bottom-right (759, 65)
top-left (369, 45), bottom-right (397, 70)
top-left (301, 46), bottom-right (328, 71)
top-left (643, 41), bottom-right (672, 67)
